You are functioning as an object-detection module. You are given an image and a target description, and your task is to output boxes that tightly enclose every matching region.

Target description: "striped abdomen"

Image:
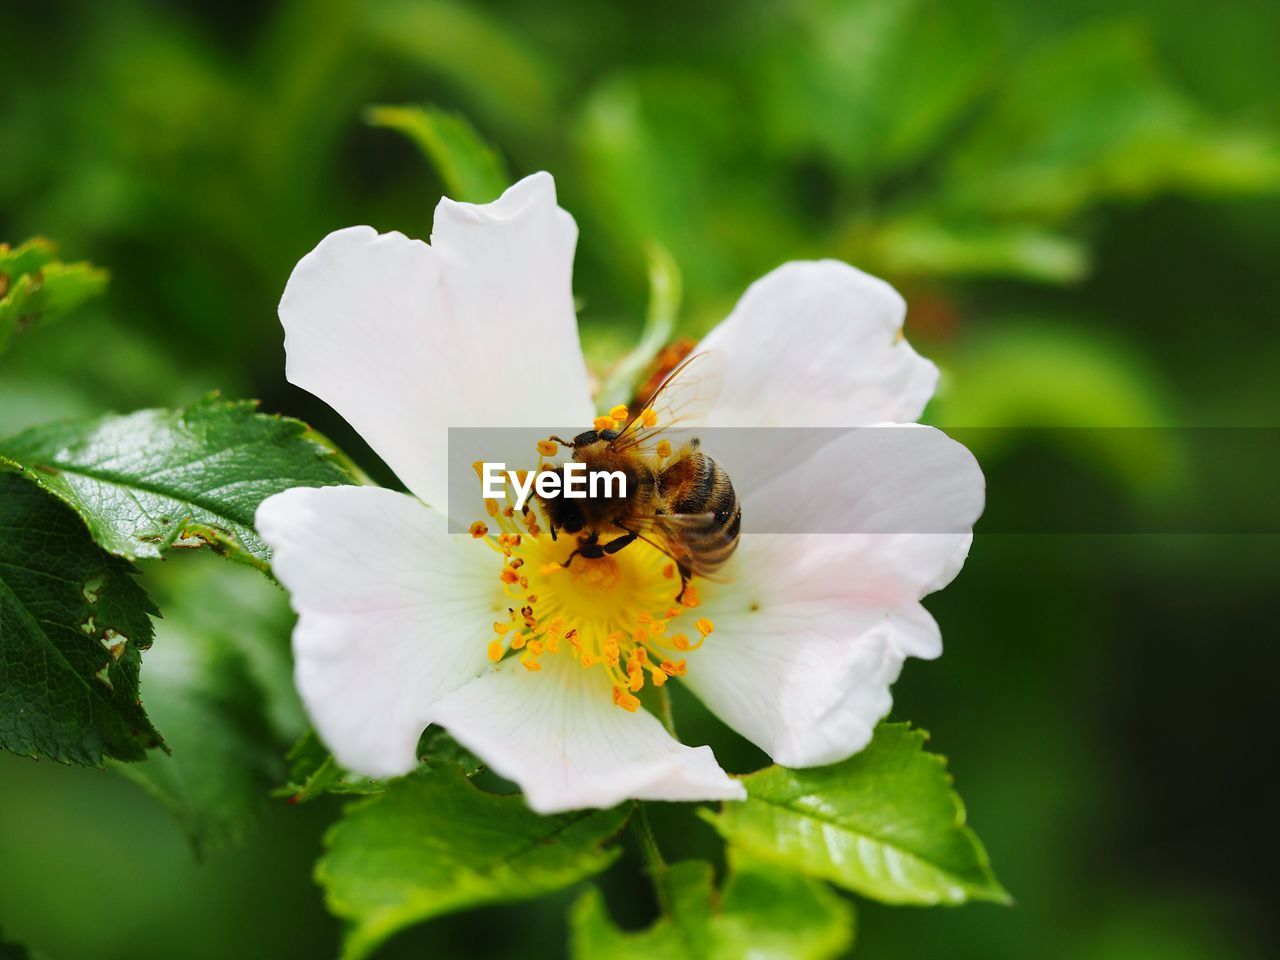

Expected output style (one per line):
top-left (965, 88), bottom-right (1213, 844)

top-left (657, 449), bottom-right (741, 574)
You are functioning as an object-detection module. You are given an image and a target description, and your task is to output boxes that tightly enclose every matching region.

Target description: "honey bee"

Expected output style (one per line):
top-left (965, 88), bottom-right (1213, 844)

top-left (537, 351), bottom-right (740, 600)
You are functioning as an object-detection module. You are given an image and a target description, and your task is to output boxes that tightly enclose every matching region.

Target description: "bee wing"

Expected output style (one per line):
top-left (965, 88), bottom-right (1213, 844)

top-left (610, 350), bottom-right (725, 453)
top-left (620, 512), bottom-right (731, 580)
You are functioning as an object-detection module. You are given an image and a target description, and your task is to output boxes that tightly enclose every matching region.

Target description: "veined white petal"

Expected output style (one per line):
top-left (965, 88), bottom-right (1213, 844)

top-left (256, 485), bottom-right (499, 779)
top-left (743, 424), bottom-right (984, 595)
top-left (698, 260), bottom-right (938, 428)
top-left (279, 172), bottom-right (594, 509)
top-left (429, 656), bottom-right (745, 814)
top-left (685, 425), bottom-right (984, 768)
top-left (685, 538), bottom-right (941, 768)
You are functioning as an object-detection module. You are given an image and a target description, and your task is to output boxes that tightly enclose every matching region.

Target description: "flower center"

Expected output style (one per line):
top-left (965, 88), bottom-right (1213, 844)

top-left (469, 468), bottom-right (714, 711)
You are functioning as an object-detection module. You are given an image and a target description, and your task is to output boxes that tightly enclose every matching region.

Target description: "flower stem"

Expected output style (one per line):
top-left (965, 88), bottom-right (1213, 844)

top-left (630, 803), bottom-right (673, 916)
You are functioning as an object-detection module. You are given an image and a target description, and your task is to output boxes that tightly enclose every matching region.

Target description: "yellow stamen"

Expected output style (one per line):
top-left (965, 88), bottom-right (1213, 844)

top-left (641, 407), bottom-right (658, 428)
top-left (467, 466), bottom-right (717, 709)
top-left (608, 404), bottom-right (629, 422)
top-left (536, 439), bottom-right (558, 457)
top-left (469, 521), bottom-right (489, 538)
top-left (593, 416), bottom-right (615, 432)
top-left (695, 617), bottom-right (715, 638)
top-left (656, 439), bottom-right (672, 459)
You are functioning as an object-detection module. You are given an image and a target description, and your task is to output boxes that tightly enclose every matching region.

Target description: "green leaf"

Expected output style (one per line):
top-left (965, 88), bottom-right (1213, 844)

top-left (275, 727), bottom-right (481, 806)
top-left (0, 238), bottom-right (108, 354)
top-left (318, 765), bottom-right (630, 960)
top-left (570, 853), bottom-right (854, 960)
top-left (0, 473), bottom-right (161, 765)
top-left (362, 0), bottom-right (561, 136)
top-left (704, 723), bottom-right (1009, 906)
top-left (366, 104), bottom-right (509, 203)
top-left (939, 24), bottom-right (1280, 222)
top-left (274, 729), bottom-right (386, 805)
top-left (109, 558), bottom-right (294, 857)
top-left (855, 218), bottom-right (1088, 284)
top-left (754, 0), bottom-right (1006, 177)
top-left (0, 396), bottom-right (358, 570)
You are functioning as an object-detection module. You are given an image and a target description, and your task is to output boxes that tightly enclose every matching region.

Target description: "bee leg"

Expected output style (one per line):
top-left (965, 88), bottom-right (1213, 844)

top-left (674, 564), bottom-right (694, 604)
top-left (562, 539), bottom-right (606, 568)
top-left (601, 532), bottom-right (637, 555)
top-left (546, 435), bottom-right (576, 448)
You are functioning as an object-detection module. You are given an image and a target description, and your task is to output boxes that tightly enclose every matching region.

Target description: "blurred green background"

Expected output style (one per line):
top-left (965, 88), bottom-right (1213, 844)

top-left (2, 0), bottom-right (1278, 957)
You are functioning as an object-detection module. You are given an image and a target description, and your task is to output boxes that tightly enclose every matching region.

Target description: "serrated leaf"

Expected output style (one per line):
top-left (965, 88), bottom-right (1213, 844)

top-left (318, 765), bottom-right (630, 960)
top-left (274, 729), bottom-right (386, 804)
top-left (0, 238), bottom-right (108, 354)
top-left (570, 852), bottom-right (854, 960)
top-left (704, 723), bottom-right (1009, 906)
top-left (275, 727), bottom-right (481, 805)
top-left (0, 396), bottom-right (358, 569)
top-left (0, 473), bottom-right (161, 765)
top-left (109, 558), bottom-right (291, 857)
top-left (367, 103), bottom-right (509, 203)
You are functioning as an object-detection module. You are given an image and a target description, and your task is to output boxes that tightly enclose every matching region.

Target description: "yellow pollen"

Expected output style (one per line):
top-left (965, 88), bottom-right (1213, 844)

top-left (593, 416), bottom-right (615, 432)
top-left (613, 686), bottom-right (640, 712)
top-left (695, 618), bottom-right (715, 638)
top-left (608, 404), bottom-right (630, 422)
top-left (470, 521), bottom-right (489, 538)
top-left (468, 479), bottom-right (715, 710)
top-left (656, 439), bottom-right (672, 459)
top-left (641, 407), bottom-right (658, 428)
top-left (537, 439), bottom-right (558, 457)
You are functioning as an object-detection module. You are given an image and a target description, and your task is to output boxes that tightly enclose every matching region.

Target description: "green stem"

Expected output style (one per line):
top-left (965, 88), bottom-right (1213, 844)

top-left (631, 803), bottom-right (673, 916)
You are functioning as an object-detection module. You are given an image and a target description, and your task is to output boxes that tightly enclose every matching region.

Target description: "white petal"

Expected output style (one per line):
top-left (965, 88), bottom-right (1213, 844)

top-left (684, 538), bottom-right (939, 768)
top-left (429, 656), bottom-right (745, 814)
top-left (684, 426), bottom-right (984, 768)
top-left (698, 260), bottom-right (938, 427)
top-left (743, 424), bottom-right (984, 596)
top-left (279, 172), bottom-right (593, 509)
top-left (256, 485), bottom-right (500, 779)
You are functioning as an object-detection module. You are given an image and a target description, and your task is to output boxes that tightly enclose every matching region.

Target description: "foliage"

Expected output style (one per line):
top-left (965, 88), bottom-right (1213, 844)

top-left (0, 239), bottom-right (107, 355)
top-left (2, 0), bottom-right (1277, 957)
top-left (706, 724), bottom-right (1008, 906)
top-left (0, 396), bottom-right (359, 570)
top-left (570, 853), bottom-right (855, 960)
top-left (0, 472), bottom-right (160, 765)
top-left (366, 104), bottom-right (510, 203)
top-left (318, 765), bottom-right (631, 960)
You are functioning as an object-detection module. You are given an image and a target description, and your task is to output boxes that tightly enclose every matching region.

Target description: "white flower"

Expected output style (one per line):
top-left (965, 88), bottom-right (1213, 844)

top-left (255, 172), bottom-right (984, 814)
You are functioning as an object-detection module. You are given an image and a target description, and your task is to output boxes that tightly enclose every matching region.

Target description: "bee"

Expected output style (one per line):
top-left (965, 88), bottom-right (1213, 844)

top-left (537, 351), bottom-right (740, 600)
